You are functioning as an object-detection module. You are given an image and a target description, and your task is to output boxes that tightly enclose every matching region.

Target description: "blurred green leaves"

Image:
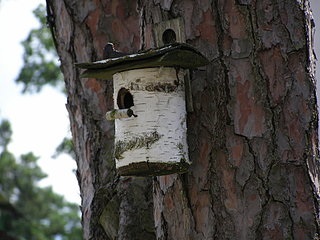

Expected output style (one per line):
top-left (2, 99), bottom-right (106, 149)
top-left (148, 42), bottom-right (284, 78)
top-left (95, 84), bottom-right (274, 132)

top-left (53, 137), bottom-right (75, 160)
top-left (0, 118), bottom-right (82, 239)
top-left (16, 4), bottom-right (63, 93)
top-left (1, 4), bottom-right (81, 238)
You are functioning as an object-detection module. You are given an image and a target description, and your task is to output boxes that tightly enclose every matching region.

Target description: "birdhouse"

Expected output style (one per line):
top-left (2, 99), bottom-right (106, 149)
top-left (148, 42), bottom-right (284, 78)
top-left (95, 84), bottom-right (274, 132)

top-left (76, 43), bottom-right (208, 176)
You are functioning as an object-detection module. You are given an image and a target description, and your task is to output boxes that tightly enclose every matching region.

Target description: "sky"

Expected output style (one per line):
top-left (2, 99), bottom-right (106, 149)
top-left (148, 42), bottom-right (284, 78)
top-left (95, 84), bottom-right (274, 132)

top-left (0, 0), bottom-right (319, 206)
top-left (0, 0), bottom-right (80, 204)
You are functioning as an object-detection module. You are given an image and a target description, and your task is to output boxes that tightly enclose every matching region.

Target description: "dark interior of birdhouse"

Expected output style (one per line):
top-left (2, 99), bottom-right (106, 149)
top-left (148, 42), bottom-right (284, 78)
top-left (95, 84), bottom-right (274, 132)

top-left (162, 29), bottom-right (177, 45)
top-left (117, 88), bottom-right (134, 109)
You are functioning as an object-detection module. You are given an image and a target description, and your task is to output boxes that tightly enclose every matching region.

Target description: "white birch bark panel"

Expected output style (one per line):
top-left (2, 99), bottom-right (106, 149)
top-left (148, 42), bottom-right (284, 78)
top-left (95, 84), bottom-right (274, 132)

top-left (112, 67), bottom-right (189, 169)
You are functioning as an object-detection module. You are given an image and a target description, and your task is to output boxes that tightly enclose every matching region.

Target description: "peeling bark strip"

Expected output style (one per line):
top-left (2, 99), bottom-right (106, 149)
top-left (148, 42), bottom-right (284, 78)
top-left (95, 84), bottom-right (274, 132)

top-left (48, 0), bottom-right (319, 239)
top-left (115, 131), bottom-right (162, 159)
top-left (144, 82), bottom-right (179, 92)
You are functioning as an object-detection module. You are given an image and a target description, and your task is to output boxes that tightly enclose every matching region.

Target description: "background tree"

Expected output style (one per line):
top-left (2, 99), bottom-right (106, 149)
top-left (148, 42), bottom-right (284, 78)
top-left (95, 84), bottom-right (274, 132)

top-left (16, 4), bottom-right (63, 93)
top-left (47, 0), bottom-right (320, 239)
top-left (15, 3), bottom-right (74, 160)
top-left (0, 3), bottom-right (82, 239)
top-left (0, 118), bottom-right (82, 239)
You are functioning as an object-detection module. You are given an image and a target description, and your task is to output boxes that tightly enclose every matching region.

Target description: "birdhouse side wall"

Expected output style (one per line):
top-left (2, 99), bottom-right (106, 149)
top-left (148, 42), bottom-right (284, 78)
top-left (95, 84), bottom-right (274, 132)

top-left (113, 67), bottom-right (190, 175)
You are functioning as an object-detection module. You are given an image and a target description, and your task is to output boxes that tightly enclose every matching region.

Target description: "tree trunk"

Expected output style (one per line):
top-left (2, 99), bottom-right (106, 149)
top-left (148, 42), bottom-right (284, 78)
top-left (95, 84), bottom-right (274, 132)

top-left (47, 0), bottom-right (320, 239)
top-left (46, 1), bottom-right (154, 239)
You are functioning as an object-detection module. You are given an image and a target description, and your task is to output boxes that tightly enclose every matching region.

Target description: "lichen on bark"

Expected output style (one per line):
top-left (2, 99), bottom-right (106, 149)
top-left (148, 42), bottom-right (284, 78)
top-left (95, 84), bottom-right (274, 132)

top-left (115, 131), bottom-right (162, 159)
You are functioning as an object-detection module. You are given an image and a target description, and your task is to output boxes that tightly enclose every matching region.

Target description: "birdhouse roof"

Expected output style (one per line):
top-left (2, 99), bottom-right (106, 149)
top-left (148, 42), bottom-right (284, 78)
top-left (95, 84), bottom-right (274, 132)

top-left (76, 43), bottom-right (209, 79)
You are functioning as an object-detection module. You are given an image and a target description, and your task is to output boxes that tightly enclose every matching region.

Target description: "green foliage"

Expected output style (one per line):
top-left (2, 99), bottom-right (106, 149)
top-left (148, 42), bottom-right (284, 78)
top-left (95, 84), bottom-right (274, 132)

top-left (16, 4), bottom-right (63, 93)
top-left (53, 137), bottom-right (75, 160)
top-left (0, 119), bottom-right (82, 239)
top-left (4, 4), bottom-right (81, 238)
top-left (16, 3), bottom-right (75, 160)
top-left (16, 3), bottom-right (76, 163)
top-left (0, 119), bottom-right (12, 150)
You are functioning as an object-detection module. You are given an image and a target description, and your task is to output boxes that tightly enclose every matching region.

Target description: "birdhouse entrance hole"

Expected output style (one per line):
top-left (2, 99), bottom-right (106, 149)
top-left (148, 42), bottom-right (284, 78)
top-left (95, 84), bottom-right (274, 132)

top-left (162, 29), bottom-right (177, 45)
top-left (117, 88), bottom-right (134, 109)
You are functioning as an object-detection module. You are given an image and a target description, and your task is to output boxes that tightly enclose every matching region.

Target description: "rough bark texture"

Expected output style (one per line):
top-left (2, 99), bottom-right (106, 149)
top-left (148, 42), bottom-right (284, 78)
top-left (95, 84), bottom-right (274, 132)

top-left (47, 1), bottom-right (154, 239)
top-left (47, 0), bottom-right (320, 239)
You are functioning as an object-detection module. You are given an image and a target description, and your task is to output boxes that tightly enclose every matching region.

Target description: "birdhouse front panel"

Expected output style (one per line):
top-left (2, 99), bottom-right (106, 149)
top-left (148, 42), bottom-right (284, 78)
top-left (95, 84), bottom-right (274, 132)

top-left (113, 67), bottom-right (190, 176)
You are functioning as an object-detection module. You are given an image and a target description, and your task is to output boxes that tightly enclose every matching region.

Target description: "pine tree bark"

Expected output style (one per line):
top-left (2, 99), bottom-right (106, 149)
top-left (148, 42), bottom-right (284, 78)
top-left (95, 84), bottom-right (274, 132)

top-left (46, 1), bottom-right (154, 239)
top-left (47, 0), bottom-right (320, 239)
